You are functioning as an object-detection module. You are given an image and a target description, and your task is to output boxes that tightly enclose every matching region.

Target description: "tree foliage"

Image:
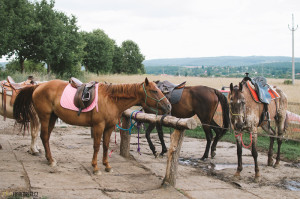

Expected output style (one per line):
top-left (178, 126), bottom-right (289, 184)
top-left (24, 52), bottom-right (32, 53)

top-left (121, 40), bottom-right (145, 74)
top-left (82, 29), bottom-right (115, 74)
top-left (0, 0), bottom-right (145, 76)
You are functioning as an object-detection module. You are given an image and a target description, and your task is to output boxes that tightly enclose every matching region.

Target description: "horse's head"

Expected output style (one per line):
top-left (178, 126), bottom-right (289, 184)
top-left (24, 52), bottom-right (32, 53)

top-left (141, 78), bottom-right (171, 115)
top-left (229, 82), bottom-right (246, 131)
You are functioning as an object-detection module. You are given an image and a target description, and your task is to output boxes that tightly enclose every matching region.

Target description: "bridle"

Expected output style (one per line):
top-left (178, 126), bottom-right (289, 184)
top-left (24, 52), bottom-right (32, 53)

top-left (142, 83), bottom-right (167, 115)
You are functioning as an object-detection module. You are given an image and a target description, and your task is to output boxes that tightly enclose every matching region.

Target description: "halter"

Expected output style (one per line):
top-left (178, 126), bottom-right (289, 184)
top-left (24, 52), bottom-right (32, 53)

top-left (143, 83), bottom-right (166, 115)
top-left (229, 102), bottom-right (245, 119)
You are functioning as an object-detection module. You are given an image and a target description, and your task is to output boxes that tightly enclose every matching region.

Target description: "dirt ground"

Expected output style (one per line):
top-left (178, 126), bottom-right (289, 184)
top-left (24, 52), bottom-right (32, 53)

top-left (0, 116), bottom-right (300, 199)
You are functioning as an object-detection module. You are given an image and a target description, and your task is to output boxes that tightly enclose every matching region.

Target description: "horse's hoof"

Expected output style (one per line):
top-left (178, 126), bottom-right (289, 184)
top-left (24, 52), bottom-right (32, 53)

top-left (93, 170), bottom-right (102, 175)
top-left (49, 158), bottom-right (57, 167)
top-left (211, 151), bottom-right (216, 158)
top-left (273, 163), bottom-right (280, 169)
top-left (159, 153), bottom-right (164, 158)
top-left (254, 176), bottom-right (261, 183)
top-left (32, 152), bottom-right (40, 156)
top-left (200, 157), bottom-right (207, 161)
top-left (105, 168), bottom-right (113, 172)
top-left (234, 173), bottom-right (241, 180)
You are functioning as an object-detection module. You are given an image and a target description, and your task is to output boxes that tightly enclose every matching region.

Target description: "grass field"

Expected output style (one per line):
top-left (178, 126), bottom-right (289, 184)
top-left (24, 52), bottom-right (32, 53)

top-left (87, 74), bottom-right (300, 103)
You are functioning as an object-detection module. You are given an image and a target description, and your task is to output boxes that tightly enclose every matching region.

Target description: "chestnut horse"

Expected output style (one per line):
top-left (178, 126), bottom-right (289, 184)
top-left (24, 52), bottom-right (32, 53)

top-left (145, 81), bottom-right (230, 160)
top-left (13, 78), bottom-right (171, 174)
top-left (0, 76), bottom-right (41, 155)
top-left (229, 80), bottom-right (288, 182)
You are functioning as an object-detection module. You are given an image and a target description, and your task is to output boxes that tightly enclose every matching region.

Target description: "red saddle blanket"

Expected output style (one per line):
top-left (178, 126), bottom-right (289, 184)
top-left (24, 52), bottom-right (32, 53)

top-left (60, 83), bottom-right (99, 113)
top-left (246, 81), bottom-right (280, 103)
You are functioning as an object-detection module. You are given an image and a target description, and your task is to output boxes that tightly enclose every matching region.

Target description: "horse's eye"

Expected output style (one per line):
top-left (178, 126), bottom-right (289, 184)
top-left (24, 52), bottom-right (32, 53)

top-left (150, 90), bottom-right (158, 94)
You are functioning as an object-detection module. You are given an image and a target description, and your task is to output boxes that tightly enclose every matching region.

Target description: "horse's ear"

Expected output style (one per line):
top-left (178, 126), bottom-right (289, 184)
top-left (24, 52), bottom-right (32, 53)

top-left (230, 83), bottom-right (233, 93)
top-left (145, 77), bottom-right (149, 86)
top-left (154, 80), bottom-right (159, 84)
top-left (239, 82), bottom-right (243, 91)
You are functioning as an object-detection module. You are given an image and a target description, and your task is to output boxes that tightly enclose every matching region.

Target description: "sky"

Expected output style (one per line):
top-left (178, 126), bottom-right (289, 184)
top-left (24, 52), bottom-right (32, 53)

top-left (2, 0), bottom-right (300, 62)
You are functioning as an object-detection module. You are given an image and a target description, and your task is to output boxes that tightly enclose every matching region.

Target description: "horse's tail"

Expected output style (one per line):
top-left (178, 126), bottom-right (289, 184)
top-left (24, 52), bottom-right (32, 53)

top-left (13, 85), bottom-right (39, 133)
top-left (214, 90), bottom-right (230, 133)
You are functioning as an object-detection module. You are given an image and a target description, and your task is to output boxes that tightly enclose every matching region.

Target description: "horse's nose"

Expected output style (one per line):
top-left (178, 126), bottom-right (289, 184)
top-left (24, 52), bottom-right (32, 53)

top-left (235, 123), bottom-right (243, 130)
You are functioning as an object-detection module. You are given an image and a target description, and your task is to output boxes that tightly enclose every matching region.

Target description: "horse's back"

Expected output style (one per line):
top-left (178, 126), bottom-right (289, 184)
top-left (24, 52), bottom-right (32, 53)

top-left (33, 80), bottom-right (68, 111)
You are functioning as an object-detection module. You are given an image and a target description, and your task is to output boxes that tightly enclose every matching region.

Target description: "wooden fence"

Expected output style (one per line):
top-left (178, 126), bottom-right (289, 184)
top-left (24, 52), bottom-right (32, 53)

top-left (119, 109), bottom-right (197, 186)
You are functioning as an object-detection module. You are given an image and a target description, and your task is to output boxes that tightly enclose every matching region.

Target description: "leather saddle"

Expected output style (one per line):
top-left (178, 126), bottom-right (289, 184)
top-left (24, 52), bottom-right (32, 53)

top-left (243, 74), bottom-right (271, 104)
top-left (69, 77), bottom-right (97, 116)
top-left (155, 80), bottom-right (186, 104)
top-left (0, 76), bottom-right (36, 120)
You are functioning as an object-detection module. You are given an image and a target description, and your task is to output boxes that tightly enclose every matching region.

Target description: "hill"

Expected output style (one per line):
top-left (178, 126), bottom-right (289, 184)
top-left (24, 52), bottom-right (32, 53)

top-left (143, 56), bottom-right (300, 67)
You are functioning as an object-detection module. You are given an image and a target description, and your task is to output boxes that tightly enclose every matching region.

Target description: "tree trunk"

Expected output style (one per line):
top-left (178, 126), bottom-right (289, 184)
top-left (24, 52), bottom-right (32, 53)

top-left (47, 63), bottom-right (51, 74)
top-left (19, 57), bottom-right (25, 73)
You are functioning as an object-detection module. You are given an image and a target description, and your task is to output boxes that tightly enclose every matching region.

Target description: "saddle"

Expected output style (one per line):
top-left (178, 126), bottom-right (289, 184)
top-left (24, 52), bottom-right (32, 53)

top-left (69, 77), bottom-right (97, 116)
top-left (156, 80), bottom-right (186, 104)
top-left (243, 73), bottom-right (280, 125)
top-left (0, 76), bottom-right (36, 120)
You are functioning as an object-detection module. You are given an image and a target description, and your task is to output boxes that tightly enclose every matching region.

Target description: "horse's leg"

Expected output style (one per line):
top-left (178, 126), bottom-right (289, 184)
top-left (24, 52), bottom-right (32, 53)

top-left (29, 125), bottom-right (40, 156)
top-left (145, 123), bottom-right (158, 157)
top-left (251, 132), bottom-right (260, 182)
top-left (156, 123), bottom-right (167, 157)
top-left (40, 113), bottom-right (57, 166)
top-left (274, 118), bottom-right (286, 168)
top-left (102, 126), bottom-right (114, 172)
top-left (91, 123), bottom-right (104, 175)
top-left (234, 134), bottom-right (243, 179)
top-left (201, 125), bottom-right (213, 160)
top-left (210, 120), bottom-right (225, 158)
top-left (261, 124), bottom-right (275, 166)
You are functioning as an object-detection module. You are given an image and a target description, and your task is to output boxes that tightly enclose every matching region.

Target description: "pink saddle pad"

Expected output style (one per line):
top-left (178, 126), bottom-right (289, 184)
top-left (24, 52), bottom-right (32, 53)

top-left (60, 83), bottom-right (99, 113)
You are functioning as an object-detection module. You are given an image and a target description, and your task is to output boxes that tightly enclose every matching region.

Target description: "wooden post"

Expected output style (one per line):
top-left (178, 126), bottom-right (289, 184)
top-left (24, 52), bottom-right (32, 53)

top-left (119, 109), bottom-right (197, 186)
top-left (120, 117), bottom-right (131, 158)
top-left (162, 129), bottom-right (185, 186)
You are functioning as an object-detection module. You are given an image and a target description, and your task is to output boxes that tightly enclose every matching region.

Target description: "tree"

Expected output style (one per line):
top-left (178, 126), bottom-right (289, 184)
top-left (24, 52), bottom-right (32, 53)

top-left (32, 0), bottom-right (83, 75)
top-left (111, 45), bottom-right (124, 73)
top-left (121, 40), bottom-right (145, 74)
top-left (5, 59), bottom-right (46, 73)
top-left (0, 0), bottom-right (36, 72)
top-left (82, 29), bottom-right (115, 74)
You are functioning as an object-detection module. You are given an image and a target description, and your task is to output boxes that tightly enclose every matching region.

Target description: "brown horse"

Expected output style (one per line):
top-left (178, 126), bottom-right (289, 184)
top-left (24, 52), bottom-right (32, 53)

top-left (145, 81), bottom-right (230, 160)
top-left (0, 76), bottom-right (41, 155)
top-left (229, 79), bottom-right (288, 182)
top-left (13, 78), bottom-right (171, 174)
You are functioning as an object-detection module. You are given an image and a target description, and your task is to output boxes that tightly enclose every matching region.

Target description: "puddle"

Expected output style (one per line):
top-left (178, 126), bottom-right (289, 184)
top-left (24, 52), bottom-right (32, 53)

top-left (284, 180), bottom-right (300, 191)
top-left (284, 162), bottom-right (300, 169)
top-left (178, 157), bottom-right (254, 171)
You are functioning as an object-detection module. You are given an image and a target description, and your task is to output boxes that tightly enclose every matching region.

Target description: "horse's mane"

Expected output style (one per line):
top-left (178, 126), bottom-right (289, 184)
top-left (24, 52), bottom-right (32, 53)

top-left (99, 82), bottom-right (142, 99)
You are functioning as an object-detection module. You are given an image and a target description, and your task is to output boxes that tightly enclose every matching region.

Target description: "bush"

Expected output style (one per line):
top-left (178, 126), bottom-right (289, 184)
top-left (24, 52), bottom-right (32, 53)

top-left (283, 79), bottom-right (293, 85)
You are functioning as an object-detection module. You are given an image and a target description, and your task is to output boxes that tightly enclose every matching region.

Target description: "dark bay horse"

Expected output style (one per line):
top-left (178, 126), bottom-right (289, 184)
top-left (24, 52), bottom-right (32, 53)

top-left (145, 81), bottom-right (230, 160)
top-left (13, 78), bottom-right (171, 175)
top-left (229, 80), bottom-right (288, 182)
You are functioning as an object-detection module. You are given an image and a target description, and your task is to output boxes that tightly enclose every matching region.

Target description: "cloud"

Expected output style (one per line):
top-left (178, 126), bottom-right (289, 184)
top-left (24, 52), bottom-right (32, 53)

top-left (52, 0), bottom-right (300, 59)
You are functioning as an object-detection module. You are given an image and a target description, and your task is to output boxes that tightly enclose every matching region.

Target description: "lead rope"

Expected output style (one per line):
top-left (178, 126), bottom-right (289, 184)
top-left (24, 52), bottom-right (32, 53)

top-left (135, 111), bottom-right (142, 155)
top-left (234, 132), bottom-right (253, 149)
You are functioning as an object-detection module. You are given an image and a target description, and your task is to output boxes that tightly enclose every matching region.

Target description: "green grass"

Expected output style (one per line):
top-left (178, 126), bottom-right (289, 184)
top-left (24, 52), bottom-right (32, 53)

top-left (185, 127), bottom-right (300, 162)
top-left (133, 124), bottom-right (300, 162)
